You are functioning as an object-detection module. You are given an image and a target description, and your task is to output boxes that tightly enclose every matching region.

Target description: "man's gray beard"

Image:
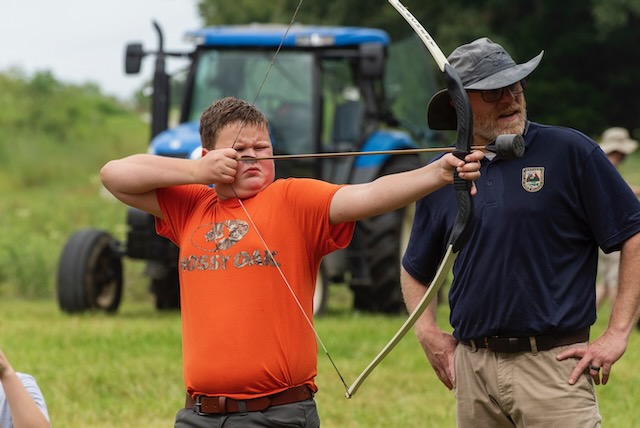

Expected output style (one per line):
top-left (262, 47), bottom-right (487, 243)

top-left (478, 110), bottom-right (528, 143)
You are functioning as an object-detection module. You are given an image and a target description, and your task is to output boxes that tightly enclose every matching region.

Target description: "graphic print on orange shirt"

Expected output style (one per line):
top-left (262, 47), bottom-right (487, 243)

top-left (179, 219), bottom-right (283, 272)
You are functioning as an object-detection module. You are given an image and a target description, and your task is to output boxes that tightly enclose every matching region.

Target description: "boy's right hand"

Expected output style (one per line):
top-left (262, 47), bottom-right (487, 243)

top-left (196, 148), bottom-right (239, 184)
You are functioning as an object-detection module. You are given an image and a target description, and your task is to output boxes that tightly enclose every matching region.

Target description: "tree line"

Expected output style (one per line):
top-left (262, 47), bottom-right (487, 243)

top-left (196, 0), bottom-right (640, 139)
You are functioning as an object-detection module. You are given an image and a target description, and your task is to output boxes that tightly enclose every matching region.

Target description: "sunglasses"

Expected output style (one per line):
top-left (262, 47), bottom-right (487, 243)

top-left (471, 79), bottom-right (527, 103)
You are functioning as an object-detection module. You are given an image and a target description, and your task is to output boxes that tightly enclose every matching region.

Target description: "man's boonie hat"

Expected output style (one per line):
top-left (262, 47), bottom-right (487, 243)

top-left (599, 127), bottom-right (638, 155)
top-left (427, 37), bottom-right (544, 130)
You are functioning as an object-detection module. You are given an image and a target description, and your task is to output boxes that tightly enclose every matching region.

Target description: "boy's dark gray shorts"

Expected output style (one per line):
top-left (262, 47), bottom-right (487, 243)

top-left (175, 397), bottom-right (320, 427)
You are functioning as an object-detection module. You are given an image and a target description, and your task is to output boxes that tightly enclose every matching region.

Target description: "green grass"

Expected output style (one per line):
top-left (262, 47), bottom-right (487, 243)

top-left (2, 73), bottom-right (640, 426)
top-left (1, 286), bottom-right (639, 428)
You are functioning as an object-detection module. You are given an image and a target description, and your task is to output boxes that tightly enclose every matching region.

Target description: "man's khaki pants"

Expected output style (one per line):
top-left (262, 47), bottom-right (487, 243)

top-left (454, 342), bottom-right (601, 428)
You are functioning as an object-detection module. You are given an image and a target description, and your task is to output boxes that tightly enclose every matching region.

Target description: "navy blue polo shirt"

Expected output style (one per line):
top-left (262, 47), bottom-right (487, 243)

top-left (403, 121), bottom-right (640, 340)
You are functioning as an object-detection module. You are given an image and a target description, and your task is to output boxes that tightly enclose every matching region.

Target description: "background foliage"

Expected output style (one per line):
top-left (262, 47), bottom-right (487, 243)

top-left (0, 70), bottom-right (148, 299)
top-left (198, 0), bottom-right (640, 138)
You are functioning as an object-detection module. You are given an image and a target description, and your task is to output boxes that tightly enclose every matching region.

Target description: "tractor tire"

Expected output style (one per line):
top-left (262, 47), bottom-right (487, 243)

top-left (351, 154), bottom-right (422, 313)
top-left (57, 229), bottom-right (123, 313)
top-left (150, 264), bottom-right (181, 310)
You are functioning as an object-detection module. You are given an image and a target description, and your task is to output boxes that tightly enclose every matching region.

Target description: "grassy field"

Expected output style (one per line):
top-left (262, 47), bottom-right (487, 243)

top-left (1, 289), bottom-right (639, 428)
top-left (2, 75), bottom-right (640, 426)
top-left (2, 139), bottom-right (640, 426)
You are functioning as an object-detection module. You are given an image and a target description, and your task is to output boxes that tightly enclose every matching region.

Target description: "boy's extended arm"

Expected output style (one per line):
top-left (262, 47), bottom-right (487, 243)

top-left (329, 151), bottom-right (483, 224)
top-left (100, 150), bottom-right (238, 218)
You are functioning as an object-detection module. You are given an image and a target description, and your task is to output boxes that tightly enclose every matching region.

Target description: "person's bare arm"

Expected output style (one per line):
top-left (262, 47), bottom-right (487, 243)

top-left (558, 232), bottom-right (640, 385)
top-left (329, 151), bottom-right (483, 224)
top-left (0, 350), bottom-right (51, 428)
top-left (100, 149), bottom-right (238, 218)
top-left (607, 232), bottom-right (640, 337)
top-left (400, 268), bottom-right (457, 389)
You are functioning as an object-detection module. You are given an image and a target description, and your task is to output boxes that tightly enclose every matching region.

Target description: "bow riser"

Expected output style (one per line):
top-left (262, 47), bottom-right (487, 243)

top-left (442, 64), bottom-right (474, 251)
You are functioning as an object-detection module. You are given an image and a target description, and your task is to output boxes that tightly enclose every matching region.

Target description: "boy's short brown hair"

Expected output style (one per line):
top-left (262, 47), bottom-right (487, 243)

top-left (199, 97), bottom-right (269, 149)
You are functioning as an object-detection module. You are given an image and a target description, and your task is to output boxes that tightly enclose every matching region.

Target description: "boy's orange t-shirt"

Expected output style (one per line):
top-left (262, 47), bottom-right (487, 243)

top-left (156, 178), bottom-right (354, 399)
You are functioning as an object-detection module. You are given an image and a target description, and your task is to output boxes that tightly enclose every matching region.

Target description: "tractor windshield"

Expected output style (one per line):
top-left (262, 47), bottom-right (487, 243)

top-left (386, 35), bottom-right (443, 146)
top-left (188, 49), bottom-right (314, 157)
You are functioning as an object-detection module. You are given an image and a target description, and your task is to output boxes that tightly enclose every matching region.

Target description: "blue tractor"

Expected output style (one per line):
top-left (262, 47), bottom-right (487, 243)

top-left (56, 22), bottom-right (440, 315)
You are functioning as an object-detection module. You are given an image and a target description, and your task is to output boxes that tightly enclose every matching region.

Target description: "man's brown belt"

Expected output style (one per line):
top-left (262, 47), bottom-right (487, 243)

top-left (460, 328), bottom-right (590, 353)
top-left (185, 385), bottom-right (313, 415)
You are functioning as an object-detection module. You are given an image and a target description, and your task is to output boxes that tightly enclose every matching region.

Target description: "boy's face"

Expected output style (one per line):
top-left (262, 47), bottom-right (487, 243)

top-left (212, 121), bottom-right (275, 199)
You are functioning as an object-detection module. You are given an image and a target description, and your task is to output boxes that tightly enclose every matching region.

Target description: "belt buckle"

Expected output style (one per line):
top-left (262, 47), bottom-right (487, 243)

top-left (195, 395), bottom-right (227, 415)
top-left (194, 395), bottom-right (208, 416)
top-left (194, 395), bottom-right (205, 415)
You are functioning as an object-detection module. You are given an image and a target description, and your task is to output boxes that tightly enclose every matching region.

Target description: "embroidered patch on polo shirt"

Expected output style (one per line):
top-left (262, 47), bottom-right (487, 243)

top-left (522, 167), bottom-right (545, 192)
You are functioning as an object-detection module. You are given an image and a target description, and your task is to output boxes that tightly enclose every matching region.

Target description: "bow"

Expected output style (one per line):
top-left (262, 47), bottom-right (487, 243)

top-left (344, 0), bottom-right (474, 398)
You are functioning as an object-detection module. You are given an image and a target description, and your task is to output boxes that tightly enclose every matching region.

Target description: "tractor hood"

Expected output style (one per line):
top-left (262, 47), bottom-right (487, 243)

top-left (148, 121), bottom-right (202, 159)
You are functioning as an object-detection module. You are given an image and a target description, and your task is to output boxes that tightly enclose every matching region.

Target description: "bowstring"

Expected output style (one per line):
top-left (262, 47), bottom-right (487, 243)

top-left (225, 0), bottom-right (350, 394)
top-left (236, 201), bottom-right (350, 392)
top-left (230, 0), bottom-right (303, 146)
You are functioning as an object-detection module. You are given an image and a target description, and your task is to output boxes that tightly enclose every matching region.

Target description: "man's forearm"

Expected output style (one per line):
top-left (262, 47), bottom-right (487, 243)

top-left (609, 232), bottom-right (640, 337)
top-left (400, 268), bottom-right (440, 330)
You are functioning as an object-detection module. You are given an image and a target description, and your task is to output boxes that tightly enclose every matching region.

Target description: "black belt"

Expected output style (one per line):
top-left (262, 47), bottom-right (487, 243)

top-left (186, 385), bottom-right (313, 415)
top-left (460, 328), bottom-right (589, 353)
